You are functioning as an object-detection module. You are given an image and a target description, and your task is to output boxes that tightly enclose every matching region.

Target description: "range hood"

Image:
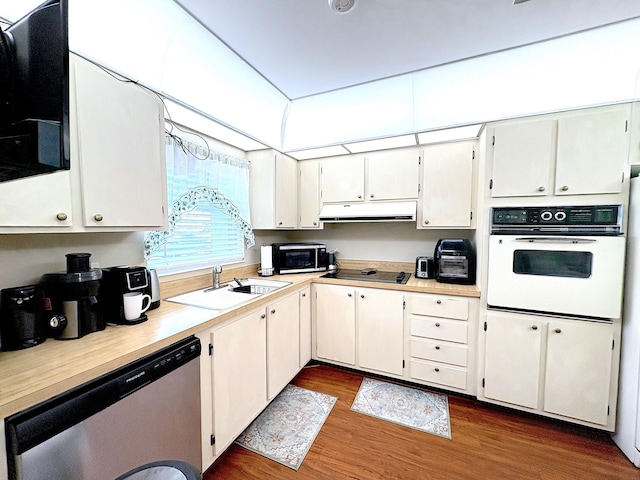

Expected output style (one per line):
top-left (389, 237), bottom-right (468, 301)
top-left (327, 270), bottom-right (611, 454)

top-left (318, 201), bottom-right (416, 223)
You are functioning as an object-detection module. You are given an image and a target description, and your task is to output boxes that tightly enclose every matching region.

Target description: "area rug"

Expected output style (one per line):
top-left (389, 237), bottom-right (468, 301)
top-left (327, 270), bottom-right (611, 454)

top-left (235, 384), bottom-right (337, 470)
top-left (350, 377), bottom-right (451, 439)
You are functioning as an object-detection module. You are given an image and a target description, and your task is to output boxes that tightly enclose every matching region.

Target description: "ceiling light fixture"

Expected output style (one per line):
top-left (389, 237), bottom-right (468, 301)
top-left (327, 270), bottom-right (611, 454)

top-left (328, 0), bottom-right (357, 14)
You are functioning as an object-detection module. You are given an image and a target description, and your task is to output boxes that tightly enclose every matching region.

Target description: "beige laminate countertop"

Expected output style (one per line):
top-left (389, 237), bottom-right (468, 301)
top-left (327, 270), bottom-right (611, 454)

top-left (0, 264), bottom-right (479, 419)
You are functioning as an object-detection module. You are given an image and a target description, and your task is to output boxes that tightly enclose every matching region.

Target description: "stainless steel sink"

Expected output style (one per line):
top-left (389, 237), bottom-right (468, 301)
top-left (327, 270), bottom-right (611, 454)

top-left (166, 278), bottom-right (291, 311)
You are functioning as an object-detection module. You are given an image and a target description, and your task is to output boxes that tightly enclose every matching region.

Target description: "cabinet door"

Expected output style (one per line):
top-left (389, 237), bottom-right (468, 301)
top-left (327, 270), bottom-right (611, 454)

top-left (555, 108), bottom-right (628, 195)
top-left (267, 293), bottom-right (300, 400)
top-left (315, 284), bottom-right (356, 364)
top-left (357, 288), bottom-right (404, 375)
top-left (274, 153), bottom-right (298, 228)
top-left (544, 320), bottom-right (613, 425)
top-left (420, 141), bottom-right (475, 227)
top-left (212, 310), bottom-right (267, 454)
top-left (298, 160), bottom-right (321, 228)
top-left (491, 119), bottom-right (555, 197)
top-left (483, 312), bottom-right (542, 409)
top-left (299, 286), bottom-right (312, 367)
top-left (73, 57), bottom-right (166, 228)
top-left (366, 148), bottom-right (419, 200)
top-left (321, 156), bottom-right (365, 203)
top-left (0, 171), bottom-right (73, 227)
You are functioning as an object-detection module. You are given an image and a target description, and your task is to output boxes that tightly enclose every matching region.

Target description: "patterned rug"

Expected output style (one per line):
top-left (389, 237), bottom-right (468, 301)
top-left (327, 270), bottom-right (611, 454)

top-left (235, 384), bottom-right (337, 470)
top-left (351, 377), bottom-right (451, 439)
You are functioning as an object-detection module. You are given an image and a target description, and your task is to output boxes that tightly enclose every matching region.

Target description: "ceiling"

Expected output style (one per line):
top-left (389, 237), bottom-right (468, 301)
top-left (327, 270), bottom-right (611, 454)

top-left (175, 0), bottom-right (640, 100)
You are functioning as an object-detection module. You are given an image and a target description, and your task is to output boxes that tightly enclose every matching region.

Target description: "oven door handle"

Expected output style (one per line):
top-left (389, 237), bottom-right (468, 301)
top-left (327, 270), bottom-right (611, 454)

top-left (514, 237), bottom-right (597, 244)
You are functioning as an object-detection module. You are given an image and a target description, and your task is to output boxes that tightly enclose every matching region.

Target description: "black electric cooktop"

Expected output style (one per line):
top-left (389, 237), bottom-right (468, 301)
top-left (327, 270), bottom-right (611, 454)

top-left (321, 268), bottom-right (410, 284)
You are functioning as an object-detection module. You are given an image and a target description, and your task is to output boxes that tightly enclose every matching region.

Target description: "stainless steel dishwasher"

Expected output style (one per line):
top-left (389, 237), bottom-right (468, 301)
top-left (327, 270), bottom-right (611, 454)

top-left (5, 336), bottom-right (202, 480)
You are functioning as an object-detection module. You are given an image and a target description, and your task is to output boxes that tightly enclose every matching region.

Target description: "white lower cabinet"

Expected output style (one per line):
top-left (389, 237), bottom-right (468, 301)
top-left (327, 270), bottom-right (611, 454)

top-left (313, 284), bottom-right (404, 377)
top-left (299, 286), bottom-right (312, 367)
top-left (406, 293), bottom-right (477, 395)
top-left (198, 287), bottom-right (306, 470)
top-left (480, 310), bottom-right (619, 430)
top-left (267, 292), bottom-right (300, 400)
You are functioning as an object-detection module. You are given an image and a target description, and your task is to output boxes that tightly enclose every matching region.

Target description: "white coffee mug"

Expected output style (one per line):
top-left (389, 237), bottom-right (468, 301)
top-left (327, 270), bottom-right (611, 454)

top-left (123, 292), bottom-right (152, 321)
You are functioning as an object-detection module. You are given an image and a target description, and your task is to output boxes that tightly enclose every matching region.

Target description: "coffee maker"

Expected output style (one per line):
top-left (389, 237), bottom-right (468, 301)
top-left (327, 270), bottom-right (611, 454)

top-left (0, 285), bottom-right (47, 351)
top-left (41, 253), bottom-right (105, 340)
top-left (100, 266), bottom-right (152, 325)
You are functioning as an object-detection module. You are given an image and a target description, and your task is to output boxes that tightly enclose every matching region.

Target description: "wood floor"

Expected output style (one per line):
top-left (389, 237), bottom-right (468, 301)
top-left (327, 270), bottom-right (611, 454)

top-left (204, 364), bottom-right (640, 479)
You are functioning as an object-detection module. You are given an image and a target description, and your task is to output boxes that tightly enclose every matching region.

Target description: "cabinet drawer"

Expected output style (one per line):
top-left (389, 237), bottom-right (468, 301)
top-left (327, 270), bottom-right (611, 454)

top-left (410, 317), bottom-right (468, 343)
top-left (409, 359), bottom-right (467, 390)
top-left (409, 295), bottom-right (468, 320)
top-left (410, 338), bottom-right (468, 367)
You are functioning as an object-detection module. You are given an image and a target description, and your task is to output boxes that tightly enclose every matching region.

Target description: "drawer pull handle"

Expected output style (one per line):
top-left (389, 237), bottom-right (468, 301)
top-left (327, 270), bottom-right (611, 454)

top-left (538, 186), bottom-right (546, 192)
top-left (56, 212), bottom-right (68, 221)
top-left (561, 185), bottom-right (569, 192)
top-left (435, 322), bottom-right (441, 327)
top-left (436, 299), bottom-right (442, 304)
top-left (94, 214), bottom-right (104, 222)
top-left (435, 345), bottom-right (440, 350)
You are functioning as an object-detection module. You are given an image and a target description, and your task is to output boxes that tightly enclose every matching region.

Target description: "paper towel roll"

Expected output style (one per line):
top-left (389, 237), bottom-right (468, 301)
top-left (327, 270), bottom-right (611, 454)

top-left (261, 245), bottom-right (273, 269)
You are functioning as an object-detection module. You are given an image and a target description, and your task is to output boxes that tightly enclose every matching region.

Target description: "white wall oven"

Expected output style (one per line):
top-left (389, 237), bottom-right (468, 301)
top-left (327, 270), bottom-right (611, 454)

top-left (487, 205), bottom-right (625, 320)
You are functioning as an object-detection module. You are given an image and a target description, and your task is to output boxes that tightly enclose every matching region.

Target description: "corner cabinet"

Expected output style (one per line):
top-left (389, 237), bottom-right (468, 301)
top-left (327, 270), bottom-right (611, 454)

top-left (249, 149), bottom-right (298, 229)
top-left (489, 105), bottom-right (630, 198)
top-left (313, 284), bottom-right (404, 377)
top-left (0, 53), bottom-right (167, 232)
top-left (479, 310), bottom-right (620, 431)
top-left (418, 140), bottom-right (476, 229)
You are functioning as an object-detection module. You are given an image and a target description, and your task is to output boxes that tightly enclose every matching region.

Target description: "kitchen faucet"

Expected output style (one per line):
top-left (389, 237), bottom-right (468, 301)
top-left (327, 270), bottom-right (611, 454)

top-left (212, 265), bottom-right (222, 289)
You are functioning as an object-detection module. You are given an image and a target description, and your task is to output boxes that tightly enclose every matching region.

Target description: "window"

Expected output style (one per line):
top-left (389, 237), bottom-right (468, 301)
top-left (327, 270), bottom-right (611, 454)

top-left (144, 136), bottom-right (254, 274)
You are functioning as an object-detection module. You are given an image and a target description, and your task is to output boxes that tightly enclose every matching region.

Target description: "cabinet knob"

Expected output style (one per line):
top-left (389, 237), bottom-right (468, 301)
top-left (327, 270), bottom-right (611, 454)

top-left (261, 314), bottom-right (266, 319)
top-left (278, 221), bottom-right (283, 226)
top-left (554, 328), bottom-right (562, 334)
top-left (424, 219), bottom-right (429, 225)
top-left (348, 293), bottom-right (352, 297)
top-left (271, 309), bottom-right (276, 314)
top-left (370, 194), bottom-right (374, 198)
top-left (538, 186), bottom-right (546, 192)
top-left (436, 299), bottom-right (442, 304)
top-left (360, 294), bottom-right (365, 299)
top-left (301, 293), bottom-right (306, 298)
top-left (357, 195), bottom-right (362, 199)
top-left (561, 185), bottom-right (569, 192)
top-left (56, 213), bottom-right (68, 221)
top-left (94, 214), bottom-right (104, 222)
top-left (531, 325), bottom-right (538, 330)
top-left (313, 222), bottom-right (317, 226)
top-left (435, 345), bottom-right (440, 350)
top-left (435, 322), bottom-right (441, 327)
top-left (434, 368), bottom-right (440, 372)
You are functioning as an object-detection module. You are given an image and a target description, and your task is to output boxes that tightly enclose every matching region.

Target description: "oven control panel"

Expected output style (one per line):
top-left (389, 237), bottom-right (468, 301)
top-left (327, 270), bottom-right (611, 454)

top-left (491, 205), bottom-right (622, 235)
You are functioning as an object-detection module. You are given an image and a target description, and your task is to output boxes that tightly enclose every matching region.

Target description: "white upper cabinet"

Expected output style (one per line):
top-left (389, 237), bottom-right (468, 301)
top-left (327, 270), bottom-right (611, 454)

top-left (249, 149), bottom-right (298, 229)
top-left (298, 160), bottom-right (322, 229)
top-left (0, 54), bottom-right (167, 232)
top-left (320, 155), bottom-right (365, 203)
top-left (419, 140), bottom-right (476, 228)
top-left (365, 149), bottom-right (419, 201)
top-left (490, 105), bottom-right (630, 198)
top-left (74, 57), bottom-right (167, 228)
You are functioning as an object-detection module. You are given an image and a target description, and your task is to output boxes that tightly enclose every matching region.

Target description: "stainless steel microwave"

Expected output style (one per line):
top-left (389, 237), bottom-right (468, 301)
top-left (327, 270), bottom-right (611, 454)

top-left (272, 243), bottom-right (328, 274)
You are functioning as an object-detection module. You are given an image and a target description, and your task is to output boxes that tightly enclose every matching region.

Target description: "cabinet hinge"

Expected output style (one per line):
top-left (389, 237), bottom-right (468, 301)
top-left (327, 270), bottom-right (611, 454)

top-left (482, 378), bottom-right (485, 388)
top-left (209, 343), bottom-right (213, 356)
top-left (418, 155), bottom-right (422, 165)
top-left (418, 183), bottom-right (421, 194)
top-left (625, 120), bottom-right (628, 132)
top-left (470, 211), bottom-right (473, 220)
top-left (403, 300), bottom-right (406, 310)
top-left (622, 172), bottom-right (625, 184)
top-left (484, 321), bottom-right (487, 332)
top-left (489, 179), bottom-right (493, 190)
top-left (608, 405), bottom-right (610, 416)
top-left (472, 149), bottom-right (475, 160)
top-left (402, 359), bottom-right (405, 369)
top-left (612, 338), bottom-right (615, 350)
top-left (492, 135), bottom-right (495, 146)
top-left (210, 435), bottom-right (215, 445)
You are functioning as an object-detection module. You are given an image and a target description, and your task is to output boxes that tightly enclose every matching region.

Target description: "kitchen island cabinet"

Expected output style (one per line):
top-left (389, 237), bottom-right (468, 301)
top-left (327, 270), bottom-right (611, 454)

top-left (489, 104), bottom-right (629, 198)
top-left (0, 54), bottom-right (167, 232)
top-left (418, 140), bottom-right (476, 228)
top-left (479, 310), bottom-right (620, 431)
